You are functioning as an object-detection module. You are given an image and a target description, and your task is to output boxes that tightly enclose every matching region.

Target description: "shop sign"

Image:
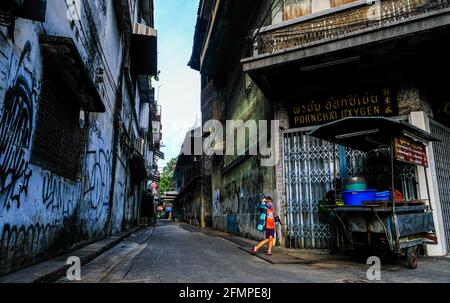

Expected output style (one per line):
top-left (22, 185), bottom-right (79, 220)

top-left (394, 136), bottom-right (428, 167)
top-left (289, 88), bottom-right (397, 127)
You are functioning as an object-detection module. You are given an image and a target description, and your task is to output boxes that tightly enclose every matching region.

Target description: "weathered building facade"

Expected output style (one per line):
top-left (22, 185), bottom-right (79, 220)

top-left (173, 127), bottom-right (212, 227)
top-left (0, 0), bottom-right (161, 275)
top-left (190, 0), bottom-right (450, 255)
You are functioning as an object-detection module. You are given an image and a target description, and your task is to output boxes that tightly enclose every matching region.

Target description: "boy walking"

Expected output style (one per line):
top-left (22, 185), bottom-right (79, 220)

top-left (252, 197), bottom-right (282, 256)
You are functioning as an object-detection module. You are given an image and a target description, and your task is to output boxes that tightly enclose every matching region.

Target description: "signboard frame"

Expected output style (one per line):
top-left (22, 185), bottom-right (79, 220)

top-left (394, 136), bottom-right (429, 168)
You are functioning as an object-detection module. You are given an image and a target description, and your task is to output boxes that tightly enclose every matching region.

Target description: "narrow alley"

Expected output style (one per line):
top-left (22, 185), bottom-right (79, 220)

top-left (2, 0), bottom-right (450, 291)
top-left (58, 221), bottom-right (450, 283)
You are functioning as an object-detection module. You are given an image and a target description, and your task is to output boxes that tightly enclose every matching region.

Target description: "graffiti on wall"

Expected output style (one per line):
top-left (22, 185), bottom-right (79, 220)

top-left (42, 172), bottom-right (76, 219)
top-left (0, 223), bottom-right (57, 273)
top-left (0, 41), bottom-right (35, 213)
top-left (212, 189), bottom-right (221, 217)
top-left (112, 179), bottom-right (125, 233)
top-left (84, 149), bottom-right (111, 222)
top-left (0, 79), bottom-right (33, 211)
top-left (220, 161), bottom-right (273, 236)
top-left (222, 169), bottom-right (265, 216)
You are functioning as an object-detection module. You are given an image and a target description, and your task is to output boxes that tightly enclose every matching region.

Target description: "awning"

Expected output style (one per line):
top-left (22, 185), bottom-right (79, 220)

top-left (39, 35), bottom-right (105, 112)
top-left (308, 117), bottom-right (440, 151)
top-left (131, 23), bottom-right (157, 76)
top-left (154, 149), bottom-right (165, 160)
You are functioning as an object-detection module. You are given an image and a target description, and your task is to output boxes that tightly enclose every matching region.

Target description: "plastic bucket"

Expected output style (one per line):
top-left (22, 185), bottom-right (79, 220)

top-left (341, 190), bottom-right (377, 206)
top-left (345, 182), bottom-right (367, 191)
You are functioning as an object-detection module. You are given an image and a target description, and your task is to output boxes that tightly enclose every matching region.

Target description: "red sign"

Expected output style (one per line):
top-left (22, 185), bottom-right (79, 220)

top-left (394, 136), bottom-right (428, 167)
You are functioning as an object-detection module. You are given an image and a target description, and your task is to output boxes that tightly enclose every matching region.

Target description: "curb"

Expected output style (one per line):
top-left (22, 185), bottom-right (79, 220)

top-left (0, 226), bottom-right (145, 283)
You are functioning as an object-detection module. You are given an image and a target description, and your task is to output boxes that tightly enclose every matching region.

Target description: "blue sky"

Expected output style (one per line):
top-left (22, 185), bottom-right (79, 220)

top-left (154, 0), bottom-right (201, 169)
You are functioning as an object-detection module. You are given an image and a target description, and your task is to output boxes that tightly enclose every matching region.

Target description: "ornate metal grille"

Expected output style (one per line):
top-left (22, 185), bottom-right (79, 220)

top-left (31, 71), bottom-right (85, 181)
top-left (283, 129), bottom-right (417, 249)
top-left (429, 119), bottom-right (450, 254)
top-left (254, 0), bottom-right (450, 56)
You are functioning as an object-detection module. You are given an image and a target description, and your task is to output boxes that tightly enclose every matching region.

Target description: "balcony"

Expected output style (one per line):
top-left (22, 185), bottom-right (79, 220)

top-left (243, 0), bottom-right (450, 71)
top-left (241, 0), bottom-right (450, 100)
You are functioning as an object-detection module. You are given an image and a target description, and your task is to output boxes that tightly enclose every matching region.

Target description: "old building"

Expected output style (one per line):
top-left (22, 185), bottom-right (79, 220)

top-left (190, 0), bottom-right (450, 255)
top-left (173, 127), bottom-right (212, 227)
top-left (0, 0), bottom-right (161, 275)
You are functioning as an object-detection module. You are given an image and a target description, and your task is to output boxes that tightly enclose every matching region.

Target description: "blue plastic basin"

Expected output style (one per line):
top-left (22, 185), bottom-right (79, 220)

top-left (341, 189), bottom-right (377, 206)
top-left (376, 191), bottom-right (391, 201)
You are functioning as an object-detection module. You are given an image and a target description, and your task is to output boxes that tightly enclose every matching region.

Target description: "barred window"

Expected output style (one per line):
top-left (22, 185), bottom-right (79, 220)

top-left (31, 69), bottom-right (86, 181)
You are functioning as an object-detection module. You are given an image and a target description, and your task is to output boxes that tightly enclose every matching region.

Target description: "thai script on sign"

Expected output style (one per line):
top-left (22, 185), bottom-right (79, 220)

top-left (394, 136), bottom-right (429, 167)
top-left (289, 88), bottom-right (397, 127)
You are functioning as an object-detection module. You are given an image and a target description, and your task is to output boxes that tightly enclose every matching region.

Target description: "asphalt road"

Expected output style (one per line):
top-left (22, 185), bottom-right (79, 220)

top-left (59, 221), bottom-right (450, 283)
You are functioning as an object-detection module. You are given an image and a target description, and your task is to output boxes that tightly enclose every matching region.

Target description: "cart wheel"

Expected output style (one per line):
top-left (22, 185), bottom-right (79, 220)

top-left (406, 247), bottom-right (418, 269)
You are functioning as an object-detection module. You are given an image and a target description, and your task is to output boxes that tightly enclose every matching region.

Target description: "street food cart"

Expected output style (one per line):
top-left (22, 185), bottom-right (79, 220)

top-left (309, 117), bottom-right (439, 269)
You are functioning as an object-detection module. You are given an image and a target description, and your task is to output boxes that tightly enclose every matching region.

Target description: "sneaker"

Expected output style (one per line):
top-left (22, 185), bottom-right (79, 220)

top-left (252, 246), bottom-right (257, 255)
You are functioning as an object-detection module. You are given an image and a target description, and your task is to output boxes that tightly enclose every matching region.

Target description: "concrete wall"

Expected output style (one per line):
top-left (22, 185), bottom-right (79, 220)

top-left (178, 183), bottom-right (202, 226)
top-left (0, 0), bottom-right (149, 275)
top-left (210, 72), bottom-right (276, 240)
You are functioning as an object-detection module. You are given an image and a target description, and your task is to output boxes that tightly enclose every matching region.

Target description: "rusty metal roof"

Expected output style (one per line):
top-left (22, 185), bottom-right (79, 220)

top-left (309, 117), bottom-right (439, 151)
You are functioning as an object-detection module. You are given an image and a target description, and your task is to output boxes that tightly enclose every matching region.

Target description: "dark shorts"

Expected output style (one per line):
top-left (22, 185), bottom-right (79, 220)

top-left (265, 229), bottom-right (275, 239)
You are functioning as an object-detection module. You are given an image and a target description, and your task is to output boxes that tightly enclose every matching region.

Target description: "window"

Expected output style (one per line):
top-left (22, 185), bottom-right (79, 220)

top-left (276, 0), bottom-right (359, 22)
top-left (283, 0), bottom-right (312, 21)
top-left (31, 68), bottom-right (86, 181)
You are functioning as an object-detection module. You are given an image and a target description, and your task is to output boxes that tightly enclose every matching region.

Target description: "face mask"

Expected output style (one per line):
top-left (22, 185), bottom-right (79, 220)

top-left (266, 202), bottom-right (273, 209)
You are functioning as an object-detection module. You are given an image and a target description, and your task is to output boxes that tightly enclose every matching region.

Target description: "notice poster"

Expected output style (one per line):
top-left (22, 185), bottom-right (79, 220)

top-left (394, 136), bottom-right (428, 167)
